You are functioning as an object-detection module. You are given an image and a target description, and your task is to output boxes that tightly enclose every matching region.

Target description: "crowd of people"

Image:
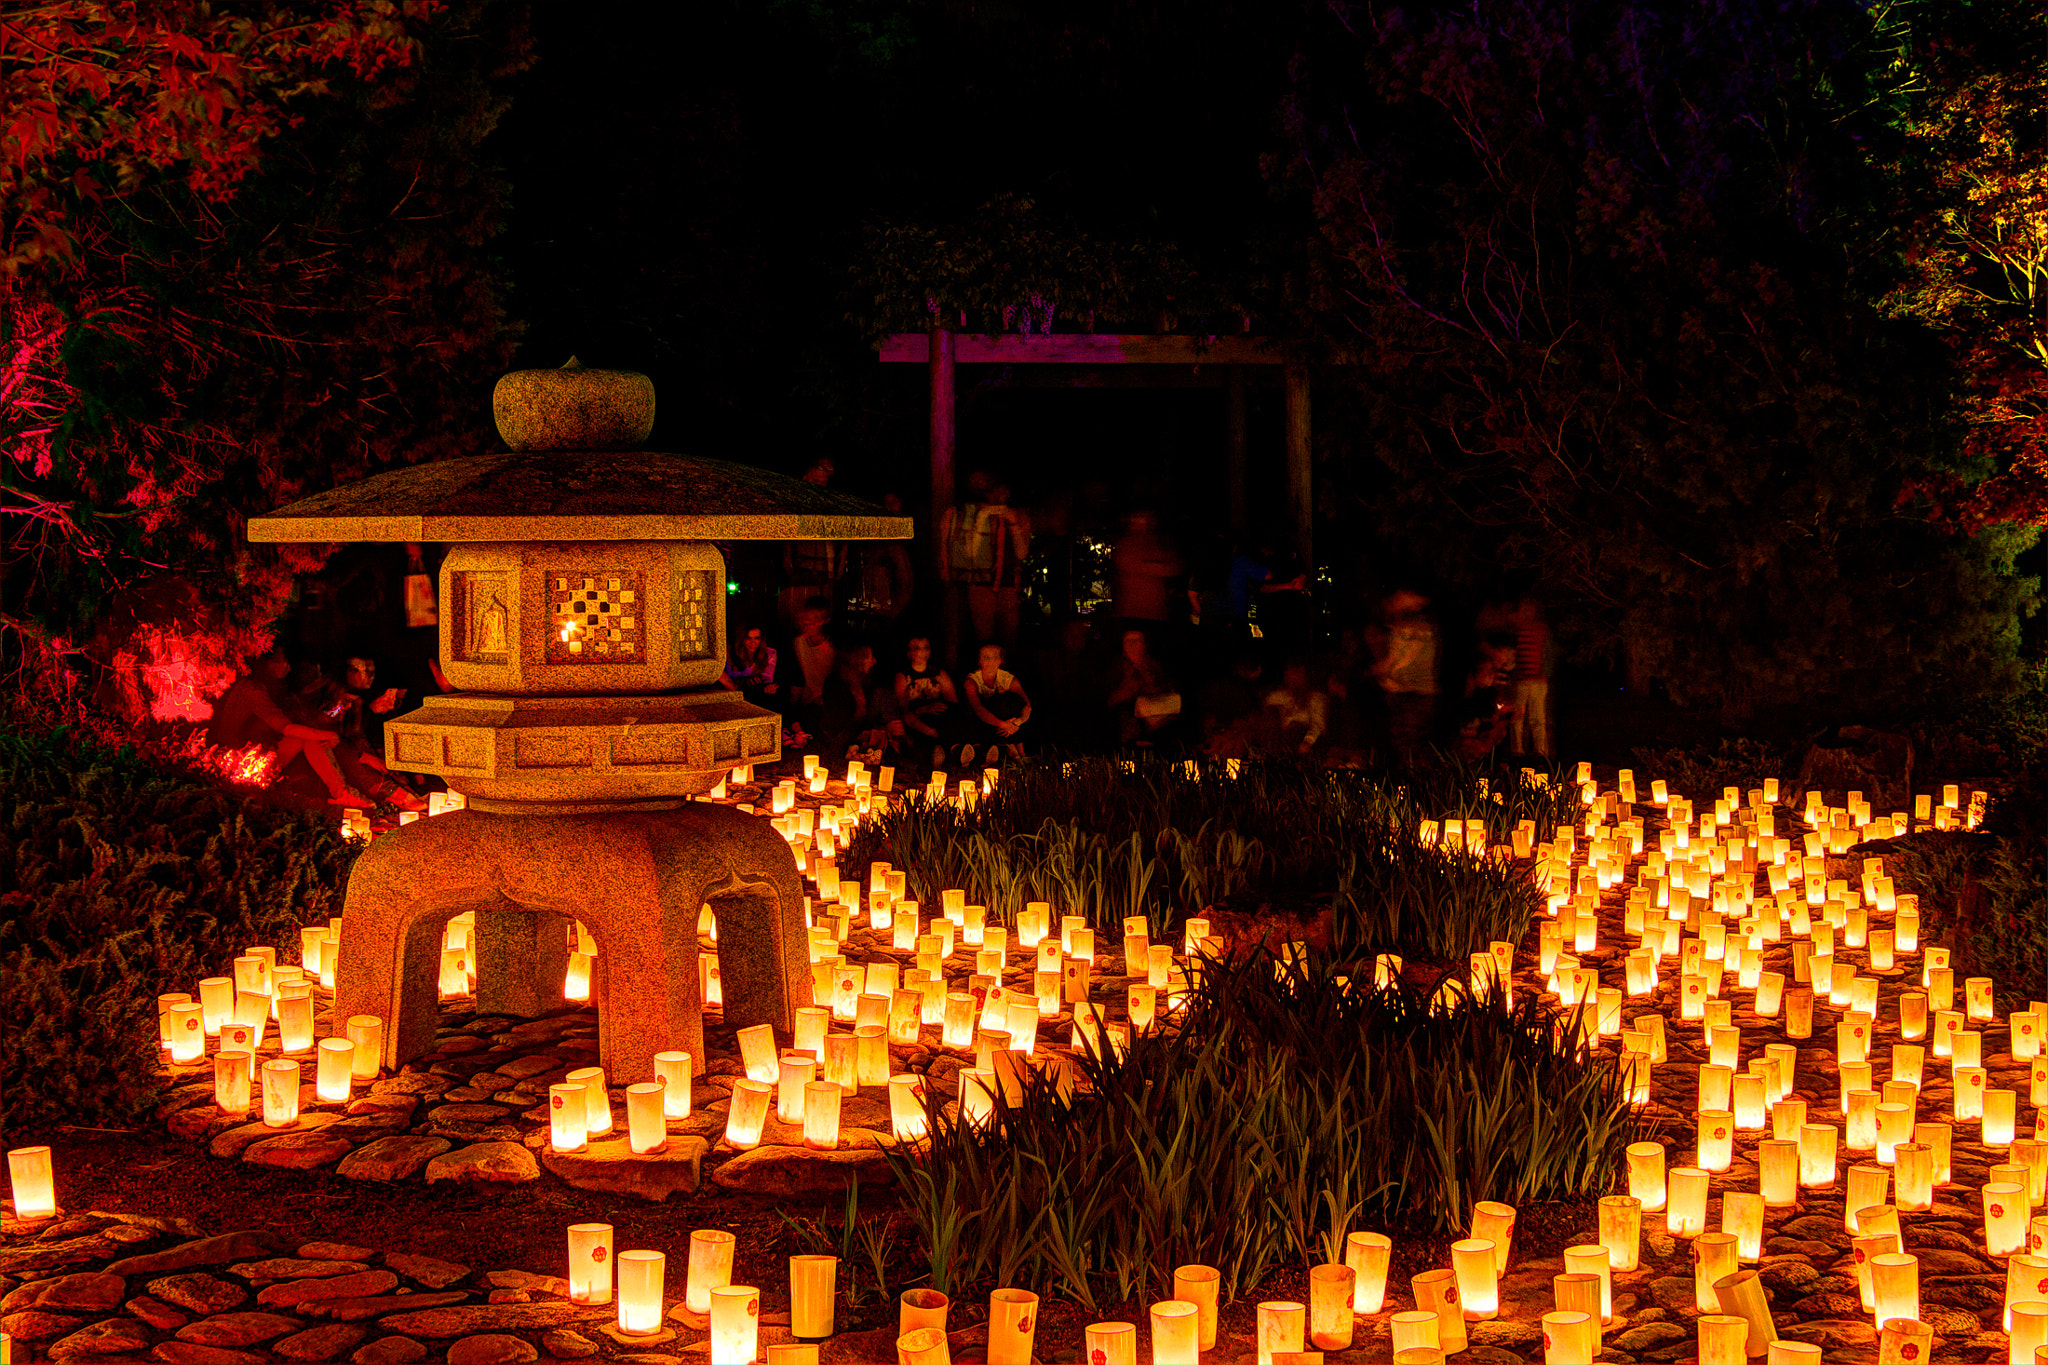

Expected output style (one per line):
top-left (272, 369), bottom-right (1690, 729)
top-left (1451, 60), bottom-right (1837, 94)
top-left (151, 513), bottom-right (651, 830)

top-left (210, 476), bottom-right (1563, 810)
top-left (708, 585), bottom-right (1555, 778)
top-left (709, 462), bottom-right (1561, 775)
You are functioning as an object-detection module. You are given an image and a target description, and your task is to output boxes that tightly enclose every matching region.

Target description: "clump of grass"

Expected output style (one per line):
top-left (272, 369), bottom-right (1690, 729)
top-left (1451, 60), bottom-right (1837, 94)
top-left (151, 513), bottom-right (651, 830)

top-left (884, 944), bottom-right (1638, 1309)
top-left (0, 722), bottom-right (357, 1133)
top-left (847, 755), bottom-right (1568, 961)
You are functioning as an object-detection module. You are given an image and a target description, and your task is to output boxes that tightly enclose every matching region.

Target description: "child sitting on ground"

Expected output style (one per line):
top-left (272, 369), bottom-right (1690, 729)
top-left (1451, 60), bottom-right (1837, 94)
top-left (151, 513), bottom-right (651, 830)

top-left (962, 641), bottom-right (1033, 763)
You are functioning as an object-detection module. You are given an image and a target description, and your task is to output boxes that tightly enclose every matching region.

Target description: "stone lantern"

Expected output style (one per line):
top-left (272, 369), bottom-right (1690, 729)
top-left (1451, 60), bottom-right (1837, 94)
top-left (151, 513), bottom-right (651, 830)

top-left (247, 366), bottom-right (911, 1080)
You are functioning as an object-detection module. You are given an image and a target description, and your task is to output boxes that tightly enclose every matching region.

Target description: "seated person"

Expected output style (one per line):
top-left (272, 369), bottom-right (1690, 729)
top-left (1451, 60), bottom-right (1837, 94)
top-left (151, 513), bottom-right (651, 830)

top-left (1263, 660), bottom-right (1330, 758)
top-left (891, 635), bottom-right (961, 769)
top-left (787, 598), bottom-right (836, 748)
top-left (339, 651), bottom-right (410, 758)
top-left (1456, 633), bottom-right (1519, 760)
top-left (819, 643), bottom-right (888, 766)
top-left (962, 642), bottom-right (1033, 761)
top-left (1198, 650), bottom-right (1269, 759)
top-left (719, 625), bottom-right (781, 706)
top-left (1107, 628), bottom-right (1179, 745)
top-left (291, 662), bottom-right (423, 811)
top-left (208, 652), bottom-right (372, 808)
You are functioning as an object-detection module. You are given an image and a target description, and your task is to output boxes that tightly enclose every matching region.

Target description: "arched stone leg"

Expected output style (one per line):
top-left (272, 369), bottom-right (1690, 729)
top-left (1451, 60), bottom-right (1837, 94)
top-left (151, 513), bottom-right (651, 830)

top-left (335, 804), bottom-right (807, 1084)
top-left (648, 803), bottom-right (810, 1039)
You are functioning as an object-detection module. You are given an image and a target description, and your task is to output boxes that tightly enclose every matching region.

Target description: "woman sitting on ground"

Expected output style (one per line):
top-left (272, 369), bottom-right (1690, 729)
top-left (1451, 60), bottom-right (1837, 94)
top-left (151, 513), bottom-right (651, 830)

top-left (208, 652), bottom-right (373, 809)
top-left (719, 625), bottom-right (781, 706)
top-left (1106, 627), bottom-right (1178, 745)
top-left (891, 635), bottom-right (961, 770)
top-left (820, 642), bottom-right (889, 767)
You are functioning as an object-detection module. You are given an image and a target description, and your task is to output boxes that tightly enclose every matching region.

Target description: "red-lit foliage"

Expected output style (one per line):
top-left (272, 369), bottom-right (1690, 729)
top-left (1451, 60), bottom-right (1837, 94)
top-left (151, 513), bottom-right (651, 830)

top-left (1, 1), bottom-right (438, 270)
top-left (1874, 1), bottom-right (2048, 530)
top-left (0, 2), bottom-right (527, 725)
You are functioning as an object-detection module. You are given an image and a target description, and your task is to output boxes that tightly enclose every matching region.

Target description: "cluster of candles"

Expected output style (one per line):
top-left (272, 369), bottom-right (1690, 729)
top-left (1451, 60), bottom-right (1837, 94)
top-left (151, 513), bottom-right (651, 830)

top-left (117, 751), bottom-right (2022, 1361)
top-left (153, 931), bottom-right (386, 1128)
top-left (547, 762), bottom-right (1197, 1158)
top-left (1513, 764), bottom-right (2010, 1363)
top-left (339, 788), bottom-right (468, 842)
top-left (560, 1216), bottom-right (1310, 1365)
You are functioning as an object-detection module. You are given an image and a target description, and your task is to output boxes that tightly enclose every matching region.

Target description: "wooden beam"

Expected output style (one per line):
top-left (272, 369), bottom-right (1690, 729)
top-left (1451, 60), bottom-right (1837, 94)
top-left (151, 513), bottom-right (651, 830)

top-left (880, 333), bottom-right (1284, 365)
top-left (1285, 362), bottom-right (1312, 570)
top-left (1227, 366), bottom-right (1248, 533)
top-left (929, 326), bottom-right (955, 584)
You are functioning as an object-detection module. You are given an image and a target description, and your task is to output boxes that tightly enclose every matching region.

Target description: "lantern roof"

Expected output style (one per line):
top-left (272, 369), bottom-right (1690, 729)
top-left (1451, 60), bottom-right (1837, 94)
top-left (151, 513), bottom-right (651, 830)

top-left (247, 450), bottom-right (913, 544)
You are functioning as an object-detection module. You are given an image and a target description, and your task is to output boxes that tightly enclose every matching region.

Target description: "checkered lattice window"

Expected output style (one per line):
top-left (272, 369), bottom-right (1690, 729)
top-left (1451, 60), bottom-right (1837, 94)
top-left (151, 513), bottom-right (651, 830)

top-left (677, 569), bottom-right (716, 661)
top-left (548, 572), bottom-right (642, 663)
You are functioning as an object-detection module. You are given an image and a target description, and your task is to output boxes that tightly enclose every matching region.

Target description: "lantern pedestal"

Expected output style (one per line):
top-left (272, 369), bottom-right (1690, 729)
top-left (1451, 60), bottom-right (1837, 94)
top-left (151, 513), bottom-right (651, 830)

top-left (248, 373), bottom-right (908, 1108)
top-left (384, 690), bottom-right (780, 810)
top-left (335, 802), bottom-right (808, 1081)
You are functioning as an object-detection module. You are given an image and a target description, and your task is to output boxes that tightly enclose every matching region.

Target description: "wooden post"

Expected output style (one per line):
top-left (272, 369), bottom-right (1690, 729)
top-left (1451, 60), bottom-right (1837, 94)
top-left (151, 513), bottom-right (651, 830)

top-left (929, 325), bottom-right (956, 582)
top-left (1284, 361), bottom-right (1312, 570)
top-left (1227, 366), bottom-right (1248, 532)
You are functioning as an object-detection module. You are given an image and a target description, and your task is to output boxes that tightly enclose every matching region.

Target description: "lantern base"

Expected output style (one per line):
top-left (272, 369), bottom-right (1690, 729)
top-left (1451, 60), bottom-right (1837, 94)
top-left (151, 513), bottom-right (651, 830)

top-left (334, 802), bottom-right (809, 1086)
top-left (384, 691), bottom-right (780, 809)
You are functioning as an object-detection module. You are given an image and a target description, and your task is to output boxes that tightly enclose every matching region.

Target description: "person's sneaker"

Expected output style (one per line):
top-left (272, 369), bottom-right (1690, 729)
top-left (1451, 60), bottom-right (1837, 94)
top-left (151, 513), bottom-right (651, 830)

top-left (382, 786), bottom-right (426, 813)
top-left (327, 789), bottom-right (375, 810)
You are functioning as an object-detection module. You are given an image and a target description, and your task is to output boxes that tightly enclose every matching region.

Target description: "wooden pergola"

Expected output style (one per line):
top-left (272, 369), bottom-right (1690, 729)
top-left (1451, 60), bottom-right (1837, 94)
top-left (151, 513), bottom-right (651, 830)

top-left (880, 329), bottom-right (1313, 573)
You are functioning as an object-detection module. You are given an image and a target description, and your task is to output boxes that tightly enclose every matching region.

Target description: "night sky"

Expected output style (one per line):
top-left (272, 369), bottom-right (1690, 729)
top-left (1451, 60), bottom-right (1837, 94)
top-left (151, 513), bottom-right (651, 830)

top-left (490, 1), bottom-right (1300, 529)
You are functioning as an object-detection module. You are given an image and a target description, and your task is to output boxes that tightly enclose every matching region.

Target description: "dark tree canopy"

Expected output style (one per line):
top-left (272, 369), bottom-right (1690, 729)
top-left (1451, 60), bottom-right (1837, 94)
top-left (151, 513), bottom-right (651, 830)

top-left (2, 0), bottom-right (2042, 732)
top-left (0, 1), bottom-right (531, 717)
top-left (1265, 0), bottom-right (2037, 718)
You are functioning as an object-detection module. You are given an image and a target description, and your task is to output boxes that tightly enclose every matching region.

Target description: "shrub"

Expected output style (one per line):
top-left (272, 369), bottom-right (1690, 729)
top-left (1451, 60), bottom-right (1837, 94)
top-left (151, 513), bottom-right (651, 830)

top-left (884, 946), bottom-right (1638, 1308)
top-left (1629, 738), bottom-right (1791, 802)
top-left (0, 722), bottom-right (357, 1135)
top-left (1889, 830), bottom-right (2044, 1009)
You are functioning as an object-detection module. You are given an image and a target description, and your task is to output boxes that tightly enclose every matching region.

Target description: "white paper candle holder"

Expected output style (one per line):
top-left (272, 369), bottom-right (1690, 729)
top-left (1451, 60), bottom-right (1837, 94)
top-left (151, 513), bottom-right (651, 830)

top-left (1172, 1265), bottom-right (1220, 1351)
top-left (988, 1288), bottom-right (1038, 1365)
top-left (685, 1229), bottom-right (735, 1315)
top-left (6, 1146), bottom-right (56, 1220)
top-left (789, 1255), bottom-right (835, 1339)
top-left (315, 1037), bottom-right (355, 1103)
top-left (259, 1059), bottom-right (300, 1128)
top-left (1412, 1270), bottom-right (1466, 1354)
top-left (616, 1250), bottom-right (667, 1337)
top-left (568, 1223), bottom-right (613, 1305)
top-left (1598, 1195), bottom-right (1641, 1272)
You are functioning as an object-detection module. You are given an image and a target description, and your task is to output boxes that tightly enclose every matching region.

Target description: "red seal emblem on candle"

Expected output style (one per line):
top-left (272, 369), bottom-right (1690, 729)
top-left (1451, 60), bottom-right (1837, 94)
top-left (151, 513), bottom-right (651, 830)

top-left (748, 1298), bottom-right (758, 1317)
top-left (1714, 1127), bottom-right (1727, 1140)
top-left (1445, 1286), bottom-right (1457, 1304)
top-left (1993, 1202), bottom-right (2006, 1217)
top-left (593, 1245), bottom-right (607, 1262)
top-left (1902, 1346), bottom-right (1919, 1360)
top-left (185, 1017), bottom-right (199, 1031)
top-left (551, 1095), bottom-right (564, 1109)
top-left (1017, 1316), bottom-right (1031, 1333)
